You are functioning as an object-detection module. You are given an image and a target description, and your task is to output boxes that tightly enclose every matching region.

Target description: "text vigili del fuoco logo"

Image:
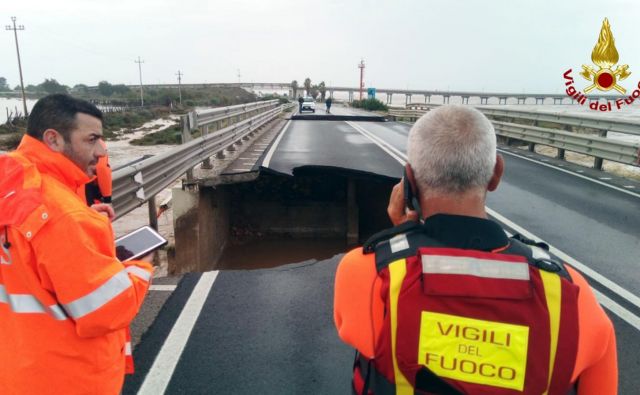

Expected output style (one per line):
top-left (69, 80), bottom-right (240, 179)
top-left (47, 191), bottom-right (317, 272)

top-left (563, 18), bottom-right (640, 112)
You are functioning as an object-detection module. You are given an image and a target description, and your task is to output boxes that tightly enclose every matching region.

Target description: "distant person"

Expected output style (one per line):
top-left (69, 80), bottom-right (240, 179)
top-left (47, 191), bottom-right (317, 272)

top-left (298, 95), bottom-right (304, 112)
top-left (334, 105), bottom-right (617, 394)
top-left (325, 97), bottom-right (333, 114)
top-left (0, 94), bottom-right (154, 394)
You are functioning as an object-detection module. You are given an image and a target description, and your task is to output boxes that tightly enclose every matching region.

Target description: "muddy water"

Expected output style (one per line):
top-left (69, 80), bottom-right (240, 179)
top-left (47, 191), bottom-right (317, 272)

top-left (217, 238), bottom-right (349, 270)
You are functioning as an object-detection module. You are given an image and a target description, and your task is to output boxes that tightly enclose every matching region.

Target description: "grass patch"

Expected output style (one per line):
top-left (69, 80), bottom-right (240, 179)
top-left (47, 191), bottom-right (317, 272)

top-left (129, 125), bottom-right (182, 145)
top-left (0, 132), bottom-right (24, 151)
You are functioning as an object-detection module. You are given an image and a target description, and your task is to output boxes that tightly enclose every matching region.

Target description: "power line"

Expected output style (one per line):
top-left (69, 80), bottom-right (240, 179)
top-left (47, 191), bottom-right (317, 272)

top-left (135, 56), bottom-right (145, 106)
top-left (176, 70), bottom-right (183, 105)
top-left (6, 16), bottom-right (28, 117)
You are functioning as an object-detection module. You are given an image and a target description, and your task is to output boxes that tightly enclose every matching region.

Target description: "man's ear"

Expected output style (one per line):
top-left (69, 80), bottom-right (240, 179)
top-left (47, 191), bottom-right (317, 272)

top-left (42, 129), bottom-right (65, 152)
top-left (487, 154), bottom-right (504, 192)
top-left (404, 164), bottom-right (419, 196)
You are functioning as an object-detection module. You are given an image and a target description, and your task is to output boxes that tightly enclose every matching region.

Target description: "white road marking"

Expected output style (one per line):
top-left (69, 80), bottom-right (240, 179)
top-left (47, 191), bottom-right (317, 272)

top-left (352, 122), bottom-right (640, 330)
top-left (263, 120), bottom-right (292, 168)
top-left (149, 285), bottom-right (177, 291)
top-left (138, 271), bottom-right (219, 394)
top-left (346, 121), bottom-right (406, 165)
top-left (498, 149), bottom-right (640, 199)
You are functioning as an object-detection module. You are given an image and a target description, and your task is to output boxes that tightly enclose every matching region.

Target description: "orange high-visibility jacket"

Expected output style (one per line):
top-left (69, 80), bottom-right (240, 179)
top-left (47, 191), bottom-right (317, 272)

top-left (0, 135), bottom-right (153, 395)
top-left (95, 140), bottom-right (112, 202)
top-left (334, 217), bottom-right (618, 395)
top-left (78, 139), bottom-right (112, 204)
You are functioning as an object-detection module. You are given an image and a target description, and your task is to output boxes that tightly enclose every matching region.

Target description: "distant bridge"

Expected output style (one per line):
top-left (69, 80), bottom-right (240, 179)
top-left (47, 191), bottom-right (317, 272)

top-left (86, 82), bottom-right (627, 105)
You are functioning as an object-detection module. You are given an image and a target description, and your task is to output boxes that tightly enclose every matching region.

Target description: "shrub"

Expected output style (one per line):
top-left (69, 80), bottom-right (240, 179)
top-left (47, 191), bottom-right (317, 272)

top-left (351, 98), bottom-right (388, 111)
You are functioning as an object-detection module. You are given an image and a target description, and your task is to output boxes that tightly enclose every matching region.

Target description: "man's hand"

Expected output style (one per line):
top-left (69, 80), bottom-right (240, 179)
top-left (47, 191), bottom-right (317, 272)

top-left (91, 203), bottom-right (115, 222)
top-left (139, 252), bottom-right (155, 263)
top-left (388, 179), bottom-right (419, 226)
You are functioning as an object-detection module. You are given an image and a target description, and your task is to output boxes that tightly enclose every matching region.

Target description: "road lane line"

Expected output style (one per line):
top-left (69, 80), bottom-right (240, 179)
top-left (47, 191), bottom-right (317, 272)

top-left (352, 122), bottom-right (640, 327)
top-left (138, 271), bottom-right (219, 394)
top-left (593, 289), bottom-right (640, 329)
top-left (263, 120), bottom-right (292, 168)
top-left (149, 285), bottom-right (177, 291)
top-left (498, 148), bottom-right (640, 199)
top-left (346, 121), bottom-right (406, 165)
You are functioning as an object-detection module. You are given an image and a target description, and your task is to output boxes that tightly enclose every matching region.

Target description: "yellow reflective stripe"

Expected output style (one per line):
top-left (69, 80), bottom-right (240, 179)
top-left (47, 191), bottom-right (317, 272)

top-left (388, 259), bottom-right (412, 394)
top-left (540, 270), bottom-right (561, 395)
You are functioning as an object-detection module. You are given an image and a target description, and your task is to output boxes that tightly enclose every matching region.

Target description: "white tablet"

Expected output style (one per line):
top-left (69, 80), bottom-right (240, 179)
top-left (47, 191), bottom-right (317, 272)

top-left (115, 226), bottom-right (168, 262)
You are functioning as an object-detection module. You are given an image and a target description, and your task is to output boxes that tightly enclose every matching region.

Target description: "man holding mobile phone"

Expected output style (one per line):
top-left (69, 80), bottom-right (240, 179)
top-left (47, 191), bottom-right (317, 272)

top-left (334, 105), bottom-right (617, 394)
top-left (0, 94), bottom-right (154, 394)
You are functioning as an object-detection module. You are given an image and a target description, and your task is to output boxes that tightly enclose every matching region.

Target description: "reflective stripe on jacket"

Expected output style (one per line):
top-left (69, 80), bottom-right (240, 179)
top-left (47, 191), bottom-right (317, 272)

top-left (0, 135), bottom-right (153, 395)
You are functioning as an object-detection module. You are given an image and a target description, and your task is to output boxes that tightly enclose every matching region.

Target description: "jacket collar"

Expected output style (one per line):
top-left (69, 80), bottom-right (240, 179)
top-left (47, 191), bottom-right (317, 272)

top-left (16, 135), bottom-right (91, 191)
top-left (422, 213), bottom-right (509, 251)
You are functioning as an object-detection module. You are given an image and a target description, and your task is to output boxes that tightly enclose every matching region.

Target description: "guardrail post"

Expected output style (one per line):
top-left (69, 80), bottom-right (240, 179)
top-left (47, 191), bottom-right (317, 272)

top-left (148, 194), bottom-right (159, 230)
top-left (593, 129), bottom-right (609, 170)
top-left (528, 120), bottom-right (537, 152)
top-left (181, 113), bottom-right (195, 181)
top-left (202, 125), bottom-right (213, 169)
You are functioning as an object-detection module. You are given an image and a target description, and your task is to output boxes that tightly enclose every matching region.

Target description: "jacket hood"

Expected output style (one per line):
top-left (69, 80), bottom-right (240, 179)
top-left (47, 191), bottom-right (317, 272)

top-left (0, 154), bottom-right (42, 227)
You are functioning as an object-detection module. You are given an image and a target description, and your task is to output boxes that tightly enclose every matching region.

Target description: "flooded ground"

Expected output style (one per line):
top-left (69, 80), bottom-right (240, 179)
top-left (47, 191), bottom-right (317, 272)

top-left (0, 97), bottom-right (37, 122)
top-left (107, 116), bottom-right (179, 168)
top-left (217, 238), bottom-right (348, 270)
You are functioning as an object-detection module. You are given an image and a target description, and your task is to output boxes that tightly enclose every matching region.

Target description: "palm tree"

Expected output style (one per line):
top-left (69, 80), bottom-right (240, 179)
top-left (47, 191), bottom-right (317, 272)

top-left (291, 80), bottom-right (298, 98)
top-left (318, 81), bottom-right (326, 101)
top-left (304, 78), bottom-right (312, 97)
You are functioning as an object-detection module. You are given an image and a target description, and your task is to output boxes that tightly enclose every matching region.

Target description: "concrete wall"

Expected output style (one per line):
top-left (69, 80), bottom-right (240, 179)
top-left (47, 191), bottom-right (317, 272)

top-left (171, 186), bottom-right (230, 274)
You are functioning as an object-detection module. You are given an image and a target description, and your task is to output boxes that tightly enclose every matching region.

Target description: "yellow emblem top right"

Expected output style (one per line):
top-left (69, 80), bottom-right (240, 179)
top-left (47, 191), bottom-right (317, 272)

top-left (580, 18), bottom-right (631, 93)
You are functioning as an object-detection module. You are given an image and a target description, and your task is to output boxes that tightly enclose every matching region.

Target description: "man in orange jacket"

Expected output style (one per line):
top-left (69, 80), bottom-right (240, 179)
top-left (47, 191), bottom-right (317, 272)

top-left (0, 94), bottom-right (154, 394)
top-left (334, 105), bottom-right (617, 394)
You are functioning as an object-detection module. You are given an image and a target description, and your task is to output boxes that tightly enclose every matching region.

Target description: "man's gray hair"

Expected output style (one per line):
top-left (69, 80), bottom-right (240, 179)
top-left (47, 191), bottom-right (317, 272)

top-left (407, 105), bottom-right (497, 194)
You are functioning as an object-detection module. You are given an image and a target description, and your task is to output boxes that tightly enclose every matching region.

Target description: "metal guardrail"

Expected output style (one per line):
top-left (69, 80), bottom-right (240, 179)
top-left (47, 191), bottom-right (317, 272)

top-left (112, 101), bottom-right (289, 220)
top-left (195, 100), bottom-right (279, 127)
top-left (388, 104), bottom-right (640, 169)
top-left (492, 121), bottom-right (640, 166)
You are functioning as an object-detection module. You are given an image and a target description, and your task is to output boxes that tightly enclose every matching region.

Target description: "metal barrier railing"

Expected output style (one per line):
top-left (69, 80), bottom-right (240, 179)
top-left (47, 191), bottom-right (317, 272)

top-left (387, 104), bottom-right (640, 169)
top-left (112, 101), bottom-right (290, 221)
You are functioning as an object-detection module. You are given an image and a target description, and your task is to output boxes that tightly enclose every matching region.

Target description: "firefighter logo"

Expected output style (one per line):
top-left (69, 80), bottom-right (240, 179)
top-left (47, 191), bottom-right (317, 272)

top-left (580, 18), bottom-right (631, 93)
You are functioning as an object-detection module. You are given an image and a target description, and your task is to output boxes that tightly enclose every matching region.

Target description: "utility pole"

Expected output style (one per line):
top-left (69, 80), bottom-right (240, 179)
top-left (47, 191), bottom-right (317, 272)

top-left (176, 70), bottom-right (183, 105)
top-left (5, 17), bottom-right (28, 117)
top-left (358, 59), bottom-right (365, 101)
top-left (237, 69), bottom-right (241, 84)
top-left (135, 56), bottom-right (144, 107)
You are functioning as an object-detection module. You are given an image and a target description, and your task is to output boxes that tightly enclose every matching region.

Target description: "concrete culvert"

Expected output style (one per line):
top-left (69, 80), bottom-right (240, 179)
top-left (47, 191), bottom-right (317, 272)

top-left (170, 168), bottom-right (397, 273)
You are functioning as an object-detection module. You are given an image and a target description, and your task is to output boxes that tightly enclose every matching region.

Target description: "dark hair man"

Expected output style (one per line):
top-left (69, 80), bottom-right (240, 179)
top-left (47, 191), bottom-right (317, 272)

top-left (298, 95), bottom-right (304, 112)
top-left (334, 105), bottom-right (617, 394)
top-left (0, 94), bottom-right (153, 394)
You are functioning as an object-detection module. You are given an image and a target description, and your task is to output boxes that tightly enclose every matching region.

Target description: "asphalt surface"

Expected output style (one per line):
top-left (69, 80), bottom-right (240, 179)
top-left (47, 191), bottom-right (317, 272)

top-left (126, 109), bottom-right (640, 394)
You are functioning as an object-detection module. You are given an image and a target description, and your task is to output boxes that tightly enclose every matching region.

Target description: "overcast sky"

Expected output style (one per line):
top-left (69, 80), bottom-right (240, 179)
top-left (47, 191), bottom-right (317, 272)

top-left (2, 0), bottom-right (639, 93)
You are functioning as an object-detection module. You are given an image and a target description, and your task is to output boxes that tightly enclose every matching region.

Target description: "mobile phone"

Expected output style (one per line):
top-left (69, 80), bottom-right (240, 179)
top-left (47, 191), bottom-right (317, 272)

top-left (403, 167), bottom-right (422, 216)
top-left (115, 226), bottom-right (168, 262)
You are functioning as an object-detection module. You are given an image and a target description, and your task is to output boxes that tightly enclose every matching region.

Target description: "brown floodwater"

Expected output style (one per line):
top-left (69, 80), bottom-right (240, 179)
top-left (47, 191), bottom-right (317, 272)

top-left (216, 238), bottom-right (349, 270)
